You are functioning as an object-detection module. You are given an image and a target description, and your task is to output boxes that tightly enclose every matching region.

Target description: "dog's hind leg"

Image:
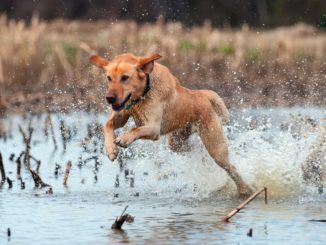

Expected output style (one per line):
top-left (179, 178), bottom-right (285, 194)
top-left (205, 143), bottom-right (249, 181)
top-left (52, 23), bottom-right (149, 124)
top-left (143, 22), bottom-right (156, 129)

top-left (198, 114), bottom-right (253, 197)
top-left (167, 124), bottom-right (192, 152)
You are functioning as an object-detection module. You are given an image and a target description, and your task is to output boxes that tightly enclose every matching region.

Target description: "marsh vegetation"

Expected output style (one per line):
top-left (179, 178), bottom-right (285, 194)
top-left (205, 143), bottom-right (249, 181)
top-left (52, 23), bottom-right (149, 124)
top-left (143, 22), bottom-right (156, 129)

top-left (0, 16), bottom-right (325, 114)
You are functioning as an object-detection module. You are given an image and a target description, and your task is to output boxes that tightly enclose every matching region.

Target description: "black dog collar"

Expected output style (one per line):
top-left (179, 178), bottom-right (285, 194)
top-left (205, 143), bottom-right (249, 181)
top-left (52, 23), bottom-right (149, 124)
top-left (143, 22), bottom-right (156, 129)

top-left (125, 74), bottom-right (151, 110)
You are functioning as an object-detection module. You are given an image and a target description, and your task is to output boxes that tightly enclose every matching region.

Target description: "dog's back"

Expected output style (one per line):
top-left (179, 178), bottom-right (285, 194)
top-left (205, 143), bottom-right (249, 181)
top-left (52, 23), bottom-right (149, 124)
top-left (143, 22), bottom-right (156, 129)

top-left (149, 63), bottom-right (230, 127)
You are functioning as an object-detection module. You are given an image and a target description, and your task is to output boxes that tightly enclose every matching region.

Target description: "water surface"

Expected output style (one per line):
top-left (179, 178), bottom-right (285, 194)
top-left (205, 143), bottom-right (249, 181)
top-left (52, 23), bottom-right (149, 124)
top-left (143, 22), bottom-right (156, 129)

top-left (0, 107), bottom-right (325, 244)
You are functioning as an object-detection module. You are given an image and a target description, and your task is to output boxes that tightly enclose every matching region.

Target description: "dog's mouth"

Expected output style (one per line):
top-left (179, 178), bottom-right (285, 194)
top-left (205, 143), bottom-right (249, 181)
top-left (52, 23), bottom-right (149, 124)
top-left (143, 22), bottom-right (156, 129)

top-left (111, 93), bottom-right (132, 111)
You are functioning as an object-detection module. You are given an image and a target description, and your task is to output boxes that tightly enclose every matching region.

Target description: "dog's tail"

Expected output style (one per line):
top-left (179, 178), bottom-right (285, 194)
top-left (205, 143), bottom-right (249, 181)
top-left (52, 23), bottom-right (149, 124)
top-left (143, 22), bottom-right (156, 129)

top-left (204, 90), bottom-right (230, 124)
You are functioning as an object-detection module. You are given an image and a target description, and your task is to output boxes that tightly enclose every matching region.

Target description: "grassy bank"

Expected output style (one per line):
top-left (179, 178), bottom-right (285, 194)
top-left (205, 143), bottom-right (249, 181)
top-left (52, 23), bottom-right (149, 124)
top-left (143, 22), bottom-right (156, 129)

top-left (0, 15), bottom-right (325, 114)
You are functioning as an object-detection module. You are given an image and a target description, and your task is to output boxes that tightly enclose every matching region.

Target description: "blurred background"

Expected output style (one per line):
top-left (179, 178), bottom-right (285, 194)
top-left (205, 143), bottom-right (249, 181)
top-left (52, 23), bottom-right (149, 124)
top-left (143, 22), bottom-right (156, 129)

top-left (1, 0), bottom-right (325, 28)
top-left (0, 0), bottom-right (325, 114)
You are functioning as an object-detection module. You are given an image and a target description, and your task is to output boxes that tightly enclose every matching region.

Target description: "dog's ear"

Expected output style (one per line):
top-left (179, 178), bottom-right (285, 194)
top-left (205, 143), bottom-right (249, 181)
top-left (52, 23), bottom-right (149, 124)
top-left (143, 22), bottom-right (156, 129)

top-left (89, 55), bottom-right (109, 69)
top-left (137, 54), bottom-right (162, 74)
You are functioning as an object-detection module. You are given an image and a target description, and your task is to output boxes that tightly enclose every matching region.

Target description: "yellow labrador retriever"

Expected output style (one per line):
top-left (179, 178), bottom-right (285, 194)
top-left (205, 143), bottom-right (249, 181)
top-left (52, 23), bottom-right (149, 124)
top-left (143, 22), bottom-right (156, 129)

top-left (90, 53), bottom-right (253, 197)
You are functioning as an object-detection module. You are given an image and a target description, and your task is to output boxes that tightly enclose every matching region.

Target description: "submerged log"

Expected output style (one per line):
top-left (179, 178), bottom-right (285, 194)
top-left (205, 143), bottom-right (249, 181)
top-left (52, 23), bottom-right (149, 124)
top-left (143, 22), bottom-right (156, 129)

top-left (223, 187), bottom-right (267, 222)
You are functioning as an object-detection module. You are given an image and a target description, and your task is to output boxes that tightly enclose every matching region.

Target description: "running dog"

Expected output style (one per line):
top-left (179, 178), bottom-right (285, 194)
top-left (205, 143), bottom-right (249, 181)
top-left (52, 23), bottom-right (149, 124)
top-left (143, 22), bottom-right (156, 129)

top-left (90, 53), bottom-right (253, 197)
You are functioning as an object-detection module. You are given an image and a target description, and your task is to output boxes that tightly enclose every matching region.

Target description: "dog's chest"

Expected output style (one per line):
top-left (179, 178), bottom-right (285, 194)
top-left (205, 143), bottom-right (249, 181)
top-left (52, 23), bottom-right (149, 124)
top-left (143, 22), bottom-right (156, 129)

top-left (129, 107), bottom-right (148, 127)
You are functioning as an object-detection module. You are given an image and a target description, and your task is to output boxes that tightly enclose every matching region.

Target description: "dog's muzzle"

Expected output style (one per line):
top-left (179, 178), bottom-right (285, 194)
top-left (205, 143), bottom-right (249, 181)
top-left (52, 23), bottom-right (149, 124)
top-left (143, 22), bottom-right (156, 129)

top-left (111, 93), bottom-right (132, 111)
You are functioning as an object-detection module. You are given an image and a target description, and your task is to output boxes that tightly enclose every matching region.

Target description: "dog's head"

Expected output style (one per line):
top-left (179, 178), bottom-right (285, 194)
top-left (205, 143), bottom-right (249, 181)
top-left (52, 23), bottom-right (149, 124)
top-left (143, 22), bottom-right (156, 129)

top-left (90, 53), bottom-right (161, 111)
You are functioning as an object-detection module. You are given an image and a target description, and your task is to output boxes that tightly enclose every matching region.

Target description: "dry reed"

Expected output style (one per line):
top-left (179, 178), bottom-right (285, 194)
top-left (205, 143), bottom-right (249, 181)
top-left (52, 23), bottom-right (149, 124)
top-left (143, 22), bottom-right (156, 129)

top-left (0, 15), bottom-right (325, 113)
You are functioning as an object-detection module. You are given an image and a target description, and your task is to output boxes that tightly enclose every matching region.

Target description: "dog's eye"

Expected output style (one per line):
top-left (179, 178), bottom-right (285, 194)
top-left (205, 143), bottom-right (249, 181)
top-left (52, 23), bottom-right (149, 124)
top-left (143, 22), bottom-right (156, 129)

top-left (107, 76), bottom-right (112, 81)
top-left (121, 75), bottom-right (129, 82)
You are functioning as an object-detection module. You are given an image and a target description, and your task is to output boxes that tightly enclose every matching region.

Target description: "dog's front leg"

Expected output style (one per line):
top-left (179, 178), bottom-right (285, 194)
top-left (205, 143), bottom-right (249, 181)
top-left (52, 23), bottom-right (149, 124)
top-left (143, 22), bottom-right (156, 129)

top-left (104, 111), bottom-right (130, 161)
top-left (114, 125), bottom-right (160, 148)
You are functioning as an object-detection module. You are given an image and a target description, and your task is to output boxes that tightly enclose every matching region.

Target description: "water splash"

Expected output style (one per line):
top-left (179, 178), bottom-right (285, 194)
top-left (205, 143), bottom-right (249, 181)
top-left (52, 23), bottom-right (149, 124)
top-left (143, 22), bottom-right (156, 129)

top-left (0, 107), bottom-right (325, 201)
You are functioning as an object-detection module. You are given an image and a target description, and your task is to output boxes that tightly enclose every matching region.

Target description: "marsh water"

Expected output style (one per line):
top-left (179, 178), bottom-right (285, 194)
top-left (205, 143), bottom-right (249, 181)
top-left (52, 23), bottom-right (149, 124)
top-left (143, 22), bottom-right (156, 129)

top-left (0, 107), bottom-right (325, 244)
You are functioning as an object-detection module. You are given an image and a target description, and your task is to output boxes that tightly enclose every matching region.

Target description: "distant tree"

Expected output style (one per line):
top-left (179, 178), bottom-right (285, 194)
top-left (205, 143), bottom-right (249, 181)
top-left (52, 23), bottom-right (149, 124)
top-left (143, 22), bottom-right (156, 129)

top-left (0, 0), bottom-right (325, 28)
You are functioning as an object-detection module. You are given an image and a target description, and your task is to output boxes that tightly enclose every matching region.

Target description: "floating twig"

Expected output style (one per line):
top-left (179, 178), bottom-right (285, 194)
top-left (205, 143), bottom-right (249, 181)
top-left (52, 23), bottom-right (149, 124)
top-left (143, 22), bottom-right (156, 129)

top-left (111, 205), bottom-right (135, 230)
top-left (63, 161), bottom-right (72, 186)
top-left (223, 187), bottom-right (267, 222)
top-left (30, 169), bottom-right (50, 188)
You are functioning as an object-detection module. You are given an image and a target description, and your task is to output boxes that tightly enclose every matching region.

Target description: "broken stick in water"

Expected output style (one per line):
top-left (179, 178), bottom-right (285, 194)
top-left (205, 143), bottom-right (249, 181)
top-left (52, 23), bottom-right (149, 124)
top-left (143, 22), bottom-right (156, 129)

top-left (0, 152), bottom-right (6, 185)
top-left (7, 228), bottom-right (11, 241)
top-left (30, 169), bottom-right (51, 188)
top-left (18, 123), bottom-right (33, 169)
top-left (45, 111), bottom-right (58, 151)
top-left (54, 163), bottom-right (61, 178)
top-left (30, 155), bottom-right (41, 173)
top-left (19, 177), bottom-right (25, 189)
top-left (111, 205), bottom-right (135, 230)
top-left (59, 119), bottom-right (68, 152)
top-left (63, 161), bottom-right (72, 186)
top-left (247, 228), bottom-right (253, 237)
top-left (6, 177), bottom-right (13, 188)
top-left (223, 187), bottom-right (267, 222)
top-left (16, 151), bottom-right (24, 179)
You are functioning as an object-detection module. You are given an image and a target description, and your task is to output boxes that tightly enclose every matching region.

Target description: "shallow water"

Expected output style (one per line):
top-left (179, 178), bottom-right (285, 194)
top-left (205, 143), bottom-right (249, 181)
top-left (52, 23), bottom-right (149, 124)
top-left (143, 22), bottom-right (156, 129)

top-left (0, 107), bottom-right (325, 244)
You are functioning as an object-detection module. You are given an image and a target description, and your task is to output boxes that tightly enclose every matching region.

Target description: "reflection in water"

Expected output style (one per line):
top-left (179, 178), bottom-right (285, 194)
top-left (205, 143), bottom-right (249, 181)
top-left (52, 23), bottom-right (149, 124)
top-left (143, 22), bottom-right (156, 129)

top-left (109, 229), bottom-right (130, 243)
top-left (0, 107), bottom-right (325, 244)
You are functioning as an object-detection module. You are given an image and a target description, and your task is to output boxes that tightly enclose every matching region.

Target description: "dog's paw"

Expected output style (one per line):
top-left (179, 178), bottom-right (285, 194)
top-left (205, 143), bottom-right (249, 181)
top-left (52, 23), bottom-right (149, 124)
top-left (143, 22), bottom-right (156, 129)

top-left (114, 134), bottom-right (134, 148)
top-left (105, 142), bottom-right (119, 161)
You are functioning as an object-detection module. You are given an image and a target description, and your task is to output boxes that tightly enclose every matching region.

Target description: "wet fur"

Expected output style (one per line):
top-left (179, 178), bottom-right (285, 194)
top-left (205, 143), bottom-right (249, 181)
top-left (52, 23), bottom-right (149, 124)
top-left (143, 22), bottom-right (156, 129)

top-left (90, 53), bottom-right (253, 197)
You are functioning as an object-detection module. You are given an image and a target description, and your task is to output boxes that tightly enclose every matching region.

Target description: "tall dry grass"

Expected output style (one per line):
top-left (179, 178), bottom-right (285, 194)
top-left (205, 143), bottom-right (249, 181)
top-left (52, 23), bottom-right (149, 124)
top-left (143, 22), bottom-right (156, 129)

top-left (0, 15), bottom-right (325, 113)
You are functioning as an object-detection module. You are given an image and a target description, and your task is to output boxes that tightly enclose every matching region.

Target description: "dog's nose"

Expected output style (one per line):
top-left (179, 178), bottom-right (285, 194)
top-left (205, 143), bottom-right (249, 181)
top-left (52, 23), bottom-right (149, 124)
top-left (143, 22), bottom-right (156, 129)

top-left (106, 95), bottom-right (117, 104)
